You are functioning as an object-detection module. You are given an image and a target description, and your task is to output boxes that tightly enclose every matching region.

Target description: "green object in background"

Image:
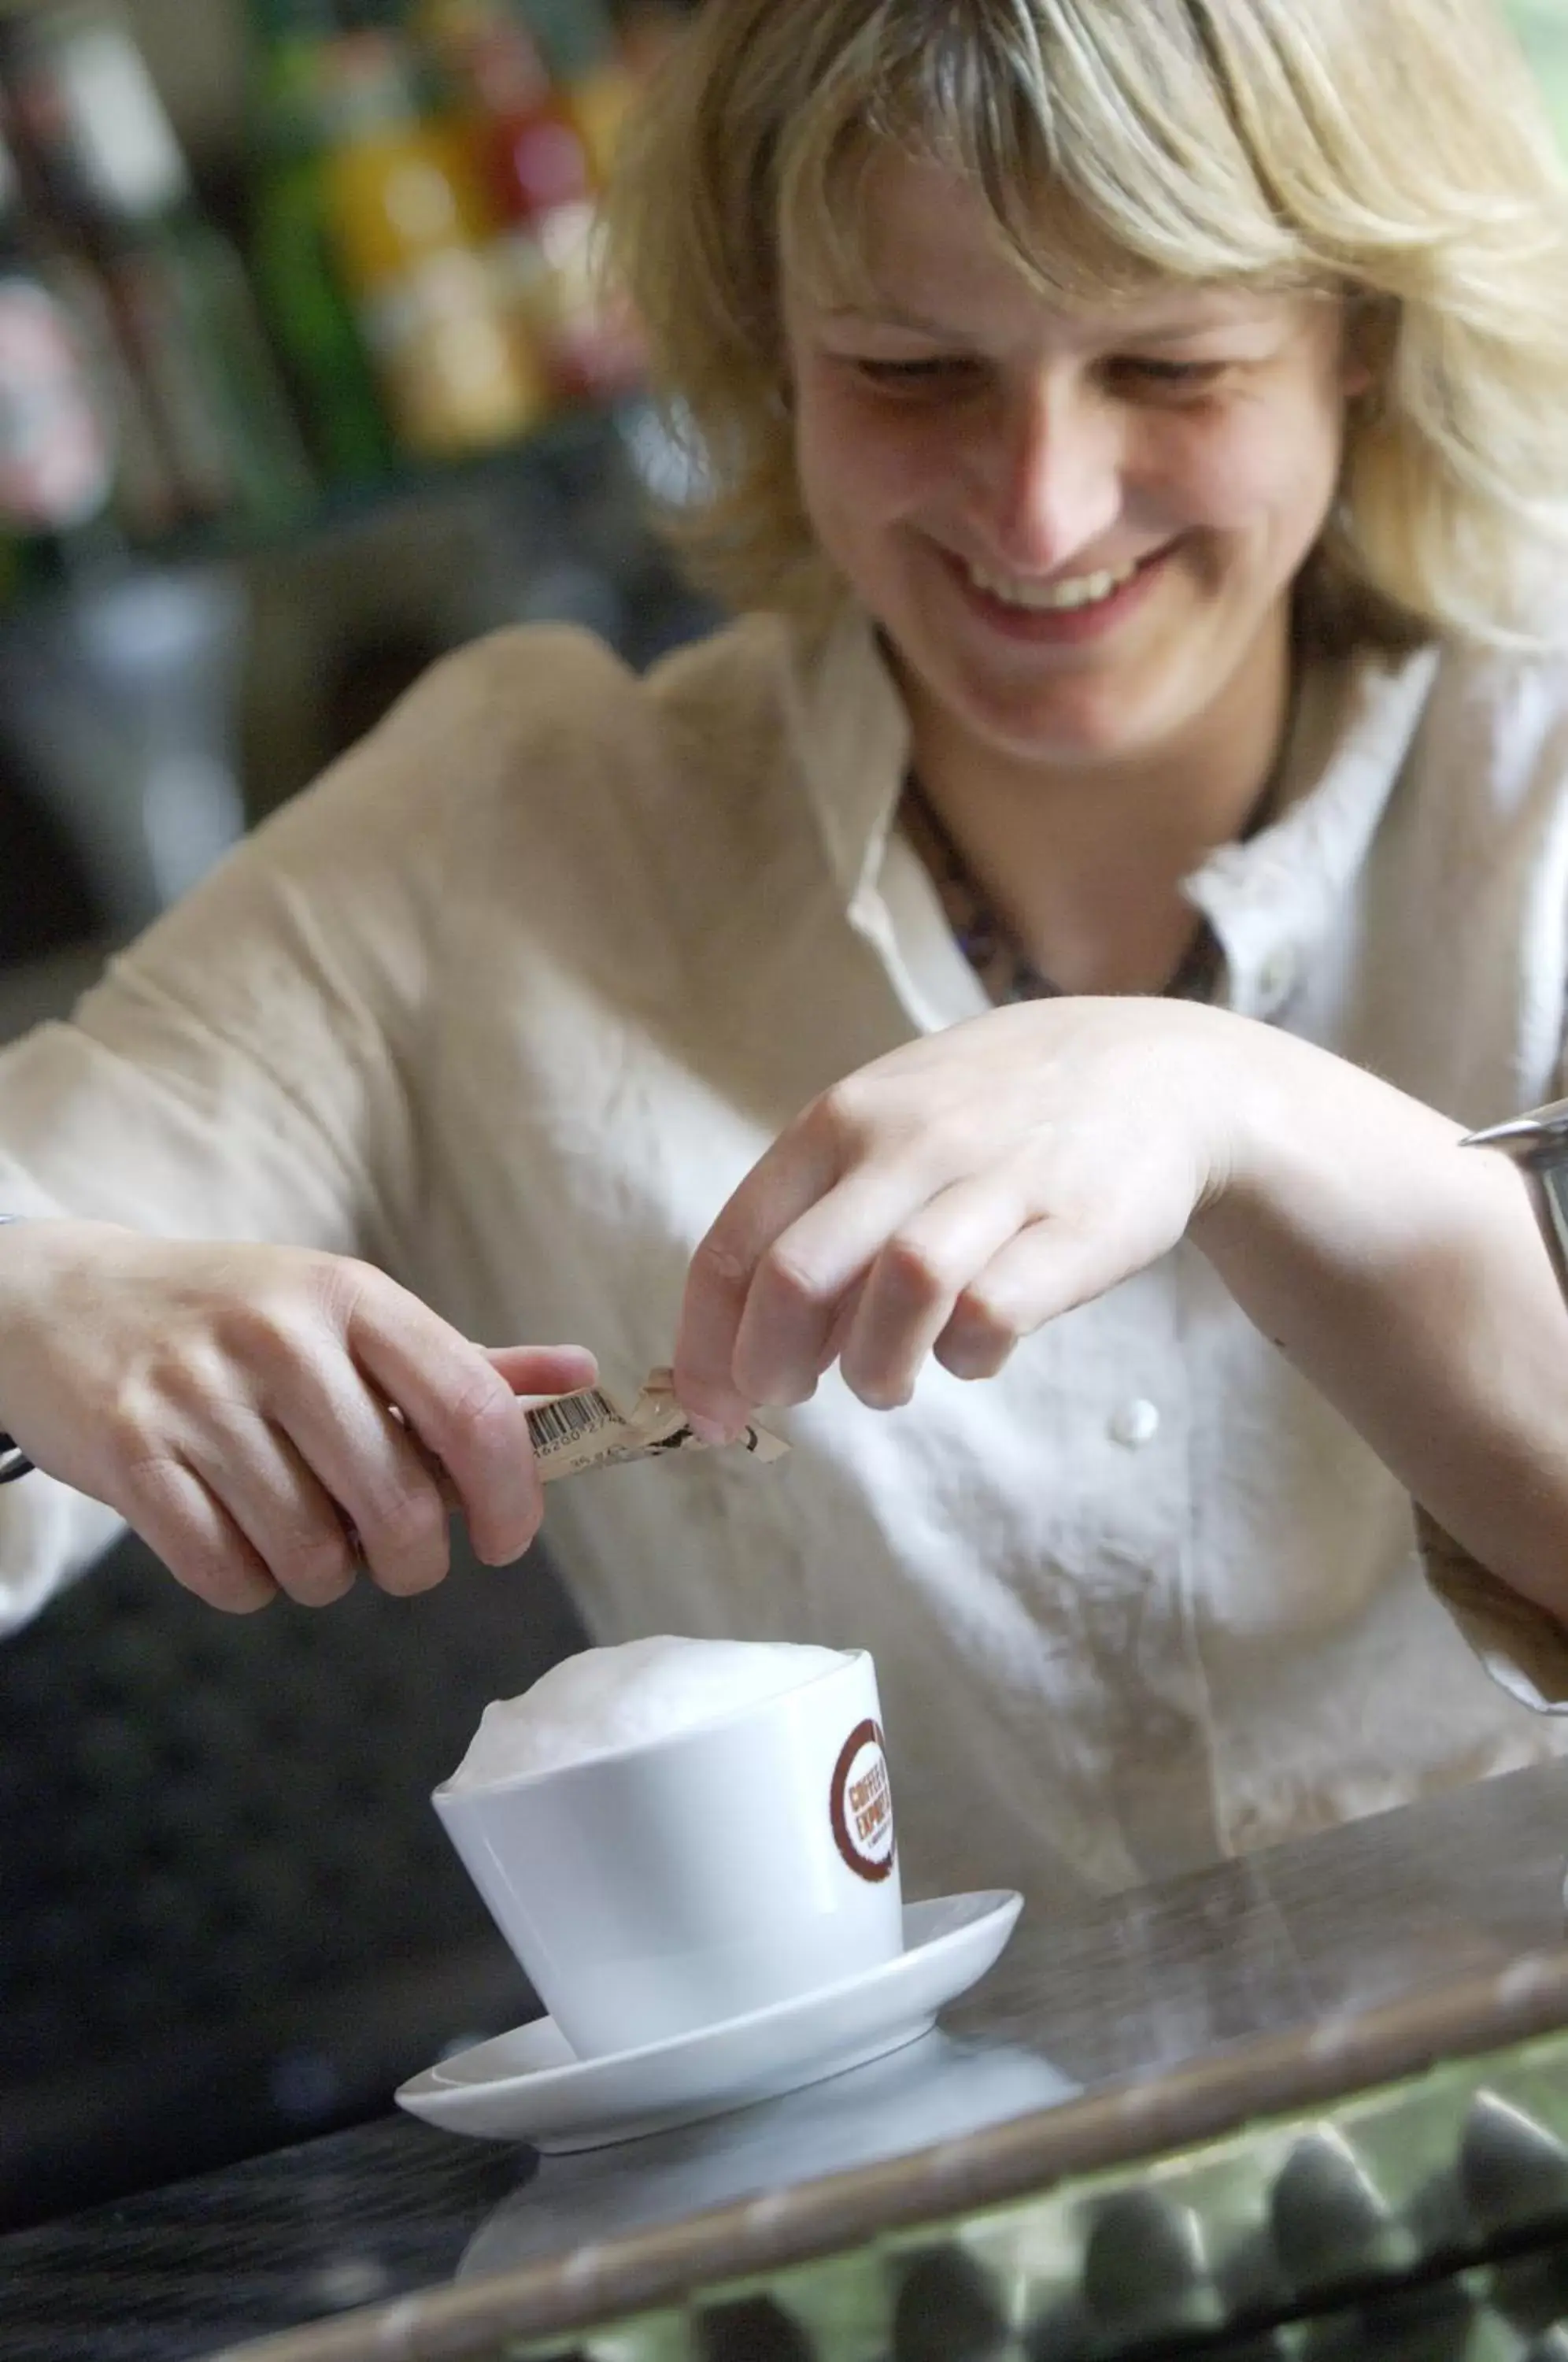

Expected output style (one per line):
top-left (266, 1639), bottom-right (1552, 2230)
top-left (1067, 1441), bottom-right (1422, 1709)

top-left (143, 213), bottom-right (324, 531)
top-left (1509, 0), bottom-right (1568, 145)
top-left (250, 18), bottom-right (397, 488)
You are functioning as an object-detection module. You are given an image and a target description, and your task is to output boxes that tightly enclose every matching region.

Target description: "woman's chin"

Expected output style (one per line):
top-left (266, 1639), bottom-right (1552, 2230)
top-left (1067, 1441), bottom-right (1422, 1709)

top-left (934, 673), bottom-right (1167, 772)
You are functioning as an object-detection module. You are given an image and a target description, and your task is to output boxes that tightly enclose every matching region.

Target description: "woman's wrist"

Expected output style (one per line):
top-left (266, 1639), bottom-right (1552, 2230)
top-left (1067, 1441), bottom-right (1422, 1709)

top-left (1186, 1020), bottom-right (1465, 1272)
top-left (1181, 1026), bottom-right (1568, 1605)
top-left (0, 1216), bottom-right (116, 1479)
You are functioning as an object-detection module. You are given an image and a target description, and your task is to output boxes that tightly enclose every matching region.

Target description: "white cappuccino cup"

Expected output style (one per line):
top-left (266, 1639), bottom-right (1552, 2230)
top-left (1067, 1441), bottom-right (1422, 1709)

top-left (433, 1638), bottom-right (902, 2059)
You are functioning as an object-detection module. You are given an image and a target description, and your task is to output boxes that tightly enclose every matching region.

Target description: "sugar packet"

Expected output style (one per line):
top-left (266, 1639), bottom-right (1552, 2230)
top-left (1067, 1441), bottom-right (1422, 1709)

top-left (525, 1366), bottom-right (788, 1483)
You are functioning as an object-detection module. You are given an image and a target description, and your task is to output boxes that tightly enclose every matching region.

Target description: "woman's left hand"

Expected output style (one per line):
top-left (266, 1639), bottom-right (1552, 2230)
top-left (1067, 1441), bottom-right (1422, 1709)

top-left (674, 992), bottom-right (1568, 1629)
top-left (674, 998), bottom-right (1252, 1435)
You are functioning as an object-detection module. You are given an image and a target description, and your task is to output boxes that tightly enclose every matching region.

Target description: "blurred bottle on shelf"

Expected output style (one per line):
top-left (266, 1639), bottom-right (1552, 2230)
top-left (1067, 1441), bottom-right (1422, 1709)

top-left (0, 117), bottom-right (122, 602)
top-left (0, 4), bottom-right (314, 539)
top-left (316, 24), bottom-right (548, 461)
top-left (0, 39), bottom-right (192, 549)
top-left (515, 0), bottom-right (636, 189)
top-left (249, 0), bottom-right (397, 487)
top-left (416, 0), bottom-right (644, 408)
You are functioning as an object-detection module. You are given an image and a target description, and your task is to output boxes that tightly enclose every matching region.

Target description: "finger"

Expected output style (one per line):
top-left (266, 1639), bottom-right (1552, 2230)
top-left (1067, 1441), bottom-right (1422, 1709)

top-left (675, 1128), bottom-right (845, 1434)
top-left (344, 1282), bottom-right (544, 1567)
top-left (729, 1165), bottom-right (937, 1408)
top-left (185, 1410), bottom-right (364, 1607)
top-left (934, 1209), bottom-right (1137, 1380)
top-left (120, 1455), bottom-right (279, 1615)
top-left (839, 1173), bottom-right (1031, 1409)
top-left (817, 1276), bottom-right (867, 1377)
top-left (276, 1386), bottom-right (455, 1599)
top-left (485, 1343), bottom-right (599, 1395)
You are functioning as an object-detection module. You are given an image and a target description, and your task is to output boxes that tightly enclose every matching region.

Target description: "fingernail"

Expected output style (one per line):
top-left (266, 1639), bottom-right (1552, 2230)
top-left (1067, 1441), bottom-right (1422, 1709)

top-left (686, 1410), bottom-right (736, 1446)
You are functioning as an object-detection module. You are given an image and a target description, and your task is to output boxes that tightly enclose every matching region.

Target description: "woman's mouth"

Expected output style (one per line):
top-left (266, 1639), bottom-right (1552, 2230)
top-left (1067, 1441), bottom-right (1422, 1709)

top-left (966, 554), bottom-right (1141, 611)
top-left (943, 543), bottom-right (1175, 643)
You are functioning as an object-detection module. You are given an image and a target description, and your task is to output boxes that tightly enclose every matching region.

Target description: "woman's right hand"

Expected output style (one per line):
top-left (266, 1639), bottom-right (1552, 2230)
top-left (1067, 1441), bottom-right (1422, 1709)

top-left (0, 1220), bottom-right (597, 1612)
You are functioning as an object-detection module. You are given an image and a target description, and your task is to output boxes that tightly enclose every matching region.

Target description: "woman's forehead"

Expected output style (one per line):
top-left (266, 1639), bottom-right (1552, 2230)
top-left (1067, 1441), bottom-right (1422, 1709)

top-left (782, 157), bottom-right (1310, 337)
top-left (775, 39), bottom-right (1312, 313)
top-left (786, 148), bottom-right (1187, 311)
top-left (804, 277), bottom-right (1300, 339)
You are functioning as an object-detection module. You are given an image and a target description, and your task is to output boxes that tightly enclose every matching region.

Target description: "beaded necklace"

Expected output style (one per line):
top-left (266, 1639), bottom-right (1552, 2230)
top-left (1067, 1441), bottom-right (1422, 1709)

top-left (900, 771), bottom-right (1228, 1005)
top-left (897, 679), bottom-right (1298, 1009)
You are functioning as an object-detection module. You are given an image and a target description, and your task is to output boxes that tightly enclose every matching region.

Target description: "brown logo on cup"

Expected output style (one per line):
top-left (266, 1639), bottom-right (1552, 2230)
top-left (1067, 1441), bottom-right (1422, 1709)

top-left (830, 1719), bottom-right (896, 1883)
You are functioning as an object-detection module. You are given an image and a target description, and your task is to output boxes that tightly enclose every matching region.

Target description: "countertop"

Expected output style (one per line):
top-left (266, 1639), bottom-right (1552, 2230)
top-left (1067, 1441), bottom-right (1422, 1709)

top-left (7, 1757), bottom-right (1568, 2362)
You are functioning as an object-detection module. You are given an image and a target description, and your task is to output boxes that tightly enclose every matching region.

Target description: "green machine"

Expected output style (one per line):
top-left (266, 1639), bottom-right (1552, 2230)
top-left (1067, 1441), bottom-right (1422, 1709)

top-left (501, 2030), bottom-right (1568, 2360)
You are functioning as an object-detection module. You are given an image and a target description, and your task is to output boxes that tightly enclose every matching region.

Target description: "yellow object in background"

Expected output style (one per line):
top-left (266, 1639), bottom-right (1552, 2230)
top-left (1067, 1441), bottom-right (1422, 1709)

top-left (564, 53), bottom-right (636, 187)
top-left (410, 0), bottom-right (644, 408)
top-left (318, 28), bottom-right (545, 461)
top-left (570, 1), bottom-right (689, 180)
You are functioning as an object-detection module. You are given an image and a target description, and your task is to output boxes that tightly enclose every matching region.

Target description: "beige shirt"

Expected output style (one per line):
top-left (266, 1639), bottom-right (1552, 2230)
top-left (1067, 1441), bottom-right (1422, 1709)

top-left (2, 606), bottom-right (1568, 1908)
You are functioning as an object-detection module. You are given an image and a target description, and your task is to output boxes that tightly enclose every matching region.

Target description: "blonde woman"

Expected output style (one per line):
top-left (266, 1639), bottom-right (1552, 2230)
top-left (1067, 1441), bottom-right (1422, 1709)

top-left (1, 0), bottom-right (1566, 1901)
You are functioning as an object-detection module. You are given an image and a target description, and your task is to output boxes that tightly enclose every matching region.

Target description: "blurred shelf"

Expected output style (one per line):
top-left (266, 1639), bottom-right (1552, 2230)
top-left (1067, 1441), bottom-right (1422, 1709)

top-left (6, 394), bottom-right (649, 620)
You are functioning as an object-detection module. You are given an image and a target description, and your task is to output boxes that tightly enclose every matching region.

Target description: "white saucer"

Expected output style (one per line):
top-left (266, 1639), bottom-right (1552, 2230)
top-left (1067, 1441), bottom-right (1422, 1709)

top-left (396, 1890), bottom-right (1023, 2153)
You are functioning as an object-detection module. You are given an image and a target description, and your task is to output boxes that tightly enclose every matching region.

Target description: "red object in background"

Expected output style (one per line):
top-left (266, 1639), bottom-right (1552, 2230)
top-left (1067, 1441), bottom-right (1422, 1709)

top-left (471, 25), bottom-right (586, 216)
top-left (430, 6), bottom-right (645, 405)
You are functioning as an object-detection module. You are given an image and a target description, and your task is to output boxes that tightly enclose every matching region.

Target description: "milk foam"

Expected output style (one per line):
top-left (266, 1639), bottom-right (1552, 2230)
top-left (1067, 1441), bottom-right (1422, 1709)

top-left (445, 1635), bottom-right (848, 1789)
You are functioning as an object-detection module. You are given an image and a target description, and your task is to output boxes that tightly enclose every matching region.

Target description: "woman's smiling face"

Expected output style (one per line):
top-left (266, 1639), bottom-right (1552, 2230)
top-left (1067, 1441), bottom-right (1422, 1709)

top-left (783, 152), bottom-right (1365, 776)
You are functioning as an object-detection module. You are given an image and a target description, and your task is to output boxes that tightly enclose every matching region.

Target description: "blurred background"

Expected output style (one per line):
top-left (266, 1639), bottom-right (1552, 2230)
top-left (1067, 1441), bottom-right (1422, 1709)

top-left (0, 0), bottom-right (711, 2242)
top-left (0, 0), bottom-right (1562, 2249)
top-left (0, 0), bottom-right (704, 979)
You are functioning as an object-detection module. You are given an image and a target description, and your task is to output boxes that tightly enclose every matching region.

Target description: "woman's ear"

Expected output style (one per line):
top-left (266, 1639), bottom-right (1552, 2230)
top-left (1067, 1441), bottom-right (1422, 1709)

top-left (1341, 291), bottom-right (1396, 403)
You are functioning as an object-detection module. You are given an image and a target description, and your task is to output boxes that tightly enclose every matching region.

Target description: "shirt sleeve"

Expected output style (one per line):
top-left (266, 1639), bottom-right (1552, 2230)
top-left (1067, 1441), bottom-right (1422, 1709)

top-left (0, 638), bottom-right (479, 1636)
top-left (1415, 1503), bottom-right (1568, 1713)
top-left (1411, 653), bottom-right (1568, 1712)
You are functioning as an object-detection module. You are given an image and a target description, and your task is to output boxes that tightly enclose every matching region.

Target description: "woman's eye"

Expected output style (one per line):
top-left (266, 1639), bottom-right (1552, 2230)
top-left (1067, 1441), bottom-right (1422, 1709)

top-left (1113, 357), bottom-right (1230, 395)
top-left (846, 356), bottom-right (982, 394)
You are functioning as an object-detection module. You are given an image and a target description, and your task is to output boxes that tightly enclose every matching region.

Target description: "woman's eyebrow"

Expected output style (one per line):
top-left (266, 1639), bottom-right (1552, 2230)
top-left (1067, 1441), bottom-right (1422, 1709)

top-left (815, 294), bottom-right (1273, 340)
top-left (1074, 294), bottom-right (1276, 340)
top-left (816, 302), bottom-right (960, 332)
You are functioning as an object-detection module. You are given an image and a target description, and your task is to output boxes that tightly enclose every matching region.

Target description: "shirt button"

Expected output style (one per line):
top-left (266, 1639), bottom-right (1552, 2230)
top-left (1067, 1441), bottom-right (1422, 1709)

top-left (1258, 948), bottom-right (1298, 1009)
top-left (1109, 1398), bottom-right (1161, 1449)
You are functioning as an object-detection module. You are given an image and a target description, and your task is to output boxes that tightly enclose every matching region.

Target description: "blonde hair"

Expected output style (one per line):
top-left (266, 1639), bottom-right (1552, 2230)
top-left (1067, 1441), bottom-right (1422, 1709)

top-left (606, 0), bottom-right (1568, 656)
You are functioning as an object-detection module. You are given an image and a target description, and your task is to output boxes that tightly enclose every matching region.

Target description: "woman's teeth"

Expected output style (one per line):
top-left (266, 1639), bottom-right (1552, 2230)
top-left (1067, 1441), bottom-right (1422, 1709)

top-left (965, 557), bottom-right (1142, 612)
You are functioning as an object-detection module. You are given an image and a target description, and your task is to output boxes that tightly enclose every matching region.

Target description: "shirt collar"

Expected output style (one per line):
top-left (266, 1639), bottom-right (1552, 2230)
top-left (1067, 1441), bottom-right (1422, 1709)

top-left (788, 600), bottom-right (1444, 1016)
top-left (1186, 642), bottom-right (1441, 1014)
top-left (787, 602), bottom-right (912, 918)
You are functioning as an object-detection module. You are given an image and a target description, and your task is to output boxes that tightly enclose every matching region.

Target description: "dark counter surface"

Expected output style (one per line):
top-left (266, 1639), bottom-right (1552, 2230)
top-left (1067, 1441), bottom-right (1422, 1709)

top-left (6, 1757), bottom-right (1568, 2362)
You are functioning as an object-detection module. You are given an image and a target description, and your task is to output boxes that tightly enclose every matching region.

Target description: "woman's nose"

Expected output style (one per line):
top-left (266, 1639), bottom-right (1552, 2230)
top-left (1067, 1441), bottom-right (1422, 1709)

top-left (968, 376), bottom-right (1125, 575)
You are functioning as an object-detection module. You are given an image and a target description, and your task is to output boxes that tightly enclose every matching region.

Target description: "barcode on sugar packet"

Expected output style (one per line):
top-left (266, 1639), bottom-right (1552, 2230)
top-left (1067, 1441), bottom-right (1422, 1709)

top-left (526, 1365), bottom-right (789, 1483)
top-left (527, 1386), bottom-right (624, 1464)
